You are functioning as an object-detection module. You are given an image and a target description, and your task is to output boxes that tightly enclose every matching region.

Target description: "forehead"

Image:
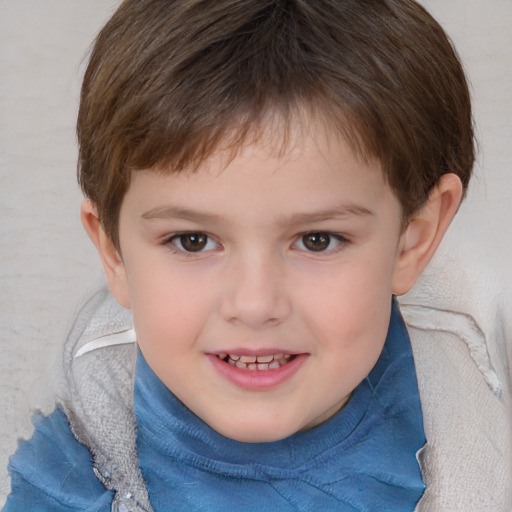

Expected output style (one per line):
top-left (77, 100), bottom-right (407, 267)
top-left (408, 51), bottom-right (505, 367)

top-left (123, 121), bottom-right (398, 227)
top-left (152, 106), bottom-right (378, 178)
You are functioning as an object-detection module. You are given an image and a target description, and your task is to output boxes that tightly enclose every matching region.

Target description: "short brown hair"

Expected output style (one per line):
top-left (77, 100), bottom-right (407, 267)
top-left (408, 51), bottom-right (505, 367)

top-left (77, 0), bottom-right (474, 246)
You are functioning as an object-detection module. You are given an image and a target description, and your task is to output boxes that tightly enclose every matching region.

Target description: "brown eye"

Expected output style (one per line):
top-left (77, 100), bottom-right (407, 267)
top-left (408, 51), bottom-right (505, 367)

top-left (173, 233), bottom-right (211, 252)
top-left (301, 232), bottom-right (331, 252)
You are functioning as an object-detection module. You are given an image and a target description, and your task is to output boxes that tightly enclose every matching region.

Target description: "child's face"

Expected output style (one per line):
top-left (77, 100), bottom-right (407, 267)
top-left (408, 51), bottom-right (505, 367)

top-left (114, 124), bottom-right (406, 442)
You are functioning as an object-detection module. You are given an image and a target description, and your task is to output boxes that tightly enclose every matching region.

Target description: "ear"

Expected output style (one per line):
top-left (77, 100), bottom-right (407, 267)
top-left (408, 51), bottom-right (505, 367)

top-left (80, 199), bottom-right (131, 308)
top-left (392, 173), bottom-right (463, 296)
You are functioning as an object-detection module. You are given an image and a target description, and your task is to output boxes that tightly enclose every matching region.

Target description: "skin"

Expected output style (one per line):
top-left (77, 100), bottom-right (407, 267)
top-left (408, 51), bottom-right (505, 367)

top-left (82, 121), bottom-right (462, 443)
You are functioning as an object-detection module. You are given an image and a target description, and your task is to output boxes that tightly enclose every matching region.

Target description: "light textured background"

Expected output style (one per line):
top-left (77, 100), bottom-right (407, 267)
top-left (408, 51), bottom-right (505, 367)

top-left (0, 0), bottom-right (510, 504)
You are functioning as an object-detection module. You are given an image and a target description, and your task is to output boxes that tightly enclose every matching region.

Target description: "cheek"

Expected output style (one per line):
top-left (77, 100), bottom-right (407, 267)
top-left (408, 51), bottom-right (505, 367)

top-left (124, 257), bottom-right (216, 353)
top-left (299, 255), bottom-right (395, 350)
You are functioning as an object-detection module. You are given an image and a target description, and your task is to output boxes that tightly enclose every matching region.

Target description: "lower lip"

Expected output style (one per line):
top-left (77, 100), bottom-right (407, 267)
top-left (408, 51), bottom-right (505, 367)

top-left (208, 354), bottom-right (307, 391)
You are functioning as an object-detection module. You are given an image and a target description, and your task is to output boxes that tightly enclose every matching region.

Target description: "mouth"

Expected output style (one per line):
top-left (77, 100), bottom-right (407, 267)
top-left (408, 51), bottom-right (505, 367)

top-left (218, 352), bottom-right (295, 371)
top-left (208, 350), bottom-right (306, 390)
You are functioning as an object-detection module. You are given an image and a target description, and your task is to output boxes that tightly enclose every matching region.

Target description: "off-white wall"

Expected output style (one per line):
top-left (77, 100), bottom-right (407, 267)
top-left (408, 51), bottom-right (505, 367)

top-left (0, 0), bottom-right (510, 504)
top-left (0, 0), bottom-right (121, 501)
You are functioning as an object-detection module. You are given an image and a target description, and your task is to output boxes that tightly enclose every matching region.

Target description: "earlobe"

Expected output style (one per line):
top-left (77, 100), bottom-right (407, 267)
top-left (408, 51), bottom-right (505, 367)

top-left (392, 173), bottom-right (463, 295)
top-left (80, 199), bottom-right (131, 308)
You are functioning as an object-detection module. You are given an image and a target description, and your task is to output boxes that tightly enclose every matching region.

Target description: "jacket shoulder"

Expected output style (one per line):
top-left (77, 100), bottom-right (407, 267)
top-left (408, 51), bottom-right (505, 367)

top-left (401, 304), bottom-right (510, 511)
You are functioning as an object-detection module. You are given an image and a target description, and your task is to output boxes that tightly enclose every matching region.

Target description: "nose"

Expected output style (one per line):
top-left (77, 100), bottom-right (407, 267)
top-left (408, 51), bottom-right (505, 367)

top-left (220, 252), bottom-right (292, 328)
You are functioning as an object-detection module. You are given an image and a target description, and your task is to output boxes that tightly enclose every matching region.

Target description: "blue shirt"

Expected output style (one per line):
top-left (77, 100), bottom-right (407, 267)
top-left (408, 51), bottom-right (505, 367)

top-left (5, 300), bottom-right (425, 511)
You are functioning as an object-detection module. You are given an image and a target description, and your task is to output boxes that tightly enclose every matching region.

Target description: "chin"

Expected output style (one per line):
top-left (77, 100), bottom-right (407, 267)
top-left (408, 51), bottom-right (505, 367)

top-left (225, 430), bottom-right (291, 444)
top-left (212, 419), bottom-right (298, 444)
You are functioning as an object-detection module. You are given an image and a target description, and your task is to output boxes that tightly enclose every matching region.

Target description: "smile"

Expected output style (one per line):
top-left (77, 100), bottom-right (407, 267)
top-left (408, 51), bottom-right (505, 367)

top-left (218, 353), bottom-right (294, 370)
top-left (208, 350), bottom-right (306, 391)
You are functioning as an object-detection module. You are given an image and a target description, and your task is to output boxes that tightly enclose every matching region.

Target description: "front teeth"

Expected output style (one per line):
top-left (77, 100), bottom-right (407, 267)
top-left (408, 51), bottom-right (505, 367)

top-left (223, 353), bottom-right (292, 370)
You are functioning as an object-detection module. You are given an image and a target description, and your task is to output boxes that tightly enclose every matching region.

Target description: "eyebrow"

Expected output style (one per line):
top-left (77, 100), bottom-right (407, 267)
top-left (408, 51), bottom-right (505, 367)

top-left (284, 205), bottom-right (375, 225)
top-left (140, 204), bottom-right (374, 225)
top-left (141, 205), bottom-right (222, 223)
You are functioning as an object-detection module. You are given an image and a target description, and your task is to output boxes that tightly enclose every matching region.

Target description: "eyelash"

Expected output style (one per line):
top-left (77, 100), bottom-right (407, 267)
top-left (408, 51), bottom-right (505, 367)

top-left (163, 231), bottom-right (349, 255)
top-left (293, 232), bottom-right (349, 254)
top-left (165, 232), bottom-right (220, 255)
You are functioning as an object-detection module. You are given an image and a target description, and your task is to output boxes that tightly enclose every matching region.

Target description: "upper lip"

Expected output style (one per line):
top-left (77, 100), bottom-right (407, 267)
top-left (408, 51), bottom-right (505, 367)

top-left (208, 348), bottom-right (303, 357)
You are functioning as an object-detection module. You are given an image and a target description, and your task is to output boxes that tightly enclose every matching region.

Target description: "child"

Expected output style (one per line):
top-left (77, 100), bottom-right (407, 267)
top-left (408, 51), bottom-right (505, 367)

top-left (4, 0), bottom-right (508, 511)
